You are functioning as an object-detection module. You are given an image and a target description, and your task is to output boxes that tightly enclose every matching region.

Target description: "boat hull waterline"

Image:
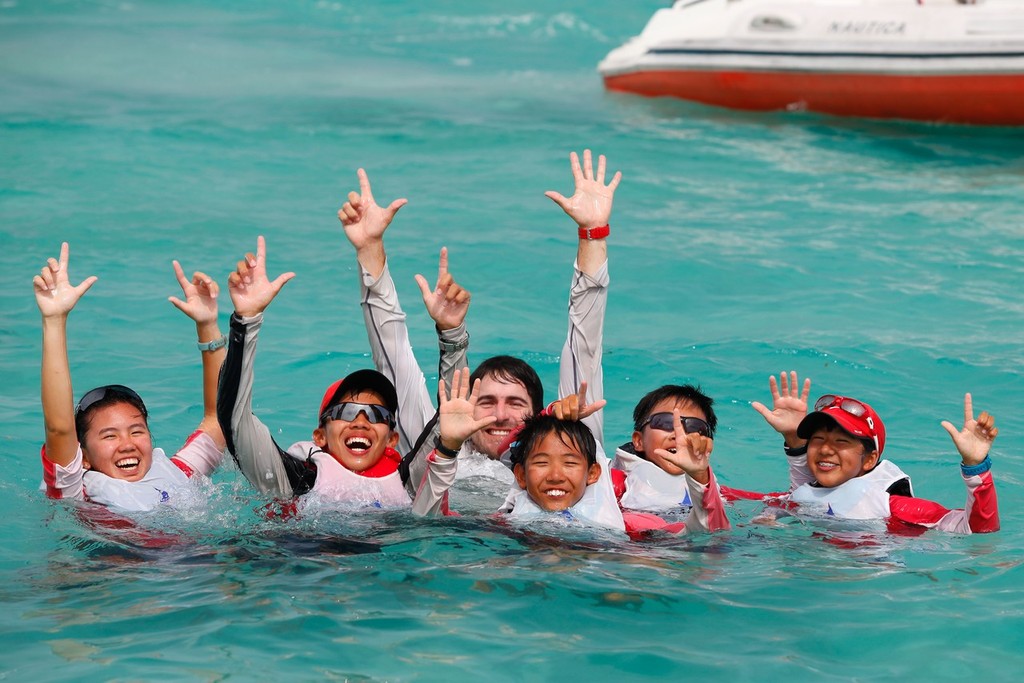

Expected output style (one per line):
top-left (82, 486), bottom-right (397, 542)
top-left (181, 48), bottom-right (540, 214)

top-left (604, 69), bottom-right (1024, 125)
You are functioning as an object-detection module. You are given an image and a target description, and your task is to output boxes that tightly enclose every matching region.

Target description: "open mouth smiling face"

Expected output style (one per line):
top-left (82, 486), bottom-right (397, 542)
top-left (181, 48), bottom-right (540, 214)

top-left (514, 432), bottom-right (601, 512)
top-left (81, 403), bottom-right (154, 482)
top-left (806, 427), bottom-right (878, 488)
top-left (470, 374), bottom-right (533, 459)
top-left (315, 389), bottom-right (398, 473)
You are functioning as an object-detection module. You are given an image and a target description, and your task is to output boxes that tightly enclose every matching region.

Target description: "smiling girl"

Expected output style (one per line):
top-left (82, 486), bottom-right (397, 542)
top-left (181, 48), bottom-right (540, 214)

top-left (36, 243), bottom-right (226, 512)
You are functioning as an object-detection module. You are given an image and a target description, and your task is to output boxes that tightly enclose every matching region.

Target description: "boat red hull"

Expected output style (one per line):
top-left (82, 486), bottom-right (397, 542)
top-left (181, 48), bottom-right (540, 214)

top-left (604, 70), bottom-right (1024, 125)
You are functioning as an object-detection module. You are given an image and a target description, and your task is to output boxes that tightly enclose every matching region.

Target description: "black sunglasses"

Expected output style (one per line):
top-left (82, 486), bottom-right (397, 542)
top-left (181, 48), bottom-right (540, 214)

top-left (320, 402), bottom-right (395, 428)
top-left (639, 412), bottom-right (711, 438)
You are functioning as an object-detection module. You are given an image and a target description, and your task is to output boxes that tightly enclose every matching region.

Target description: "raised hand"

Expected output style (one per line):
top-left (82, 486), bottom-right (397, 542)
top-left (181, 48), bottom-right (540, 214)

top-left (415, 247), bottom-right (470, 331)
top-left (227, 236), bottom-right (295, 317)
top-left (168, 261), bottom-right (219, 325)
top-left (653, 408), bottom-right (713, 485)
top-left (551, 381), bottom-right (607, 421)
top-left (32, 242), bottom-right (97, 319)
top-left (941, 393), bottom-right (998, 467)
top-left (438, 367), bottom-right (497, 452)
top-left (544, 149), bottom-right (622, 230)
top-left (751, 371), bottom-right (811, 444)
top-left (338, 168), bottom-right (408, 251)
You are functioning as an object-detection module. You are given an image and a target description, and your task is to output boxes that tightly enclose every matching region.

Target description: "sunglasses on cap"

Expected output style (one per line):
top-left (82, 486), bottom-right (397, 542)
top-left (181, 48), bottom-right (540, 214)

top-left (814, 394), bottom-right (871, 417)
top-left (75, 384), bottom-right (146, 416)
top-left (639, 412), bottom-right (711, 438)
top-left (320, 402), bottom-right (395, 428)
top-left (813, 394), bottom-right (880, 451)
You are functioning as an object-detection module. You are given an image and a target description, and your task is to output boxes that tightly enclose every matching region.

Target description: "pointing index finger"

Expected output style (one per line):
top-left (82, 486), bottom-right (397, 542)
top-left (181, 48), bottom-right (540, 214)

top-left (172, 260), bottom-right (190, 288)
top-left (437, 246), bottom-right (449, 284)
top-left (357, 168), bottom-right (374, 203)
top-left (256, 235), bottom-right (266, 267)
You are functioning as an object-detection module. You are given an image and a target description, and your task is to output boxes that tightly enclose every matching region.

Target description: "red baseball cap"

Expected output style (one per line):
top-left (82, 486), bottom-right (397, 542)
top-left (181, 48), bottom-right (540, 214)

top-left (318, 369), bottom-right (399, 422)
top-left (796, 395), bottom-right (886, 455)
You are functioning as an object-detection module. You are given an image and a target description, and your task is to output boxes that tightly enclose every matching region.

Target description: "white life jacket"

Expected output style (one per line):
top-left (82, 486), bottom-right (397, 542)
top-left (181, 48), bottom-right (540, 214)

top-left (456, 442), bottom-right (516, 484)
top-left (498, 449), bottom-right (626, 532)
top-left (289, 441), bottom-right (411, 509)
top-left (83, 448), bottom-right (189, 513)
top-left (789, 459), bottom-right (913, 520)
top-left (613, 446), bottom-right (692, 511)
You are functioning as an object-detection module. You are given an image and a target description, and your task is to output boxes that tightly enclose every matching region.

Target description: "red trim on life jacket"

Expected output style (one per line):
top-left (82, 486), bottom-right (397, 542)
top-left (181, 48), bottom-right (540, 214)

top-left (354, 446), bottom-right (402, 478)
top-left (888, 494), bottom-right (951, 526)
top-left (720, 485), bottom-right (770, 502)
top-left (611, 467), bottom-right (627, 502)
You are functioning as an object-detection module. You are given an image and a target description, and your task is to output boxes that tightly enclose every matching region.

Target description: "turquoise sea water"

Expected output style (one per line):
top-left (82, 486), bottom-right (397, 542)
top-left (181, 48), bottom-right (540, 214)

top-left (3, 1), bottom-right (1024, 680)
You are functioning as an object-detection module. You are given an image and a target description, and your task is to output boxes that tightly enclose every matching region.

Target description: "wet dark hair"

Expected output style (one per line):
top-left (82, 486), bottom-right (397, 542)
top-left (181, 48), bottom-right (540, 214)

top-left (632, 384), bottom-right (717, 438)
top-left (509, 414), bottom-right (597, 468)
top-left (74, 385), bottom-right (150, 443)
top-left (470, 355), bottom-right (544, 415)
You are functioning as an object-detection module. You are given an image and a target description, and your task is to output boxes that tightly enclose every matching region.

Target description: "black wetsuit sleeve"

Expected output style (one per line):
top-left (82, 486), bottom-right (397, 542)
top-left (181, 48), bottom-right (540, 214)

top-left (217, 313), bottom-right (317, 497)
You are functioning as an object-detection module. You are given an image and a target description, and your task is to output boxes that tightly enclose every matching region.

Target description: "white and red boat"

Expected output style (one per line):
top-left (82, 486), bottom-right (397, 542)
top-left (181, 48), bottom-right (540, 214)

top-left (599, 0), bottom-right (1024, 125)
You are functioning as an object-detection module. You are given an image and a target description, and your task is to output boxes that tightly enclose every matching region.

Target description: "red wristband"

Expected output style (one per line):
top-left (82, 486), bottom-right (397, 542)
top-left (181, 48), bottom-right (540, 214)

top-left (578, 224), bottom-right (610, 240)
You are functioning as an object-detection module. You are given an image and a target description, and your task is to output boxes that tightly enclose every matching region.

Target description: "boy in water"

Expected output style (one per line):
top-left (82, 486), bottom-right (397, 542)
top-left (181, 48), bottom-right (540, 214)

top-left (35, 243), bottom-right (227, 512)
top-left (612, 384), bottom-right (766, 513)
top-left (613, 384), bottom-right (717, 510)
top-left (752, 371), bottom-right (999, 532)
top-left (215, 237), bottom-right (470, 512)
top-left (428, 376), bottom-right (728, 535)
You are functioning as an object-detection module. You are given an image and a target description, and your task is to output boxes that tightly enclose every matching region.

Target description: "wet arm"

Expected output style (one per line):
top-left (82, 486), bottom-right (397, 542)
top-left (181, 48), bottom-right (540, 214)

top-left (40, 316), bottom-right (78, 467)
top-left (175, 316), bottom-right (229, 477)
top-left (39, 316), bottom-right (86, 501)
top-left (682, 467), bottom-right (731, 533)
top-left (217, 313), bottom-right (313, 497)
top-left (398, 320), bottom-right (470, 493)
top-left (360, 260), bottom-right (436, 454)
top-left (194, 316), bottom-right (227, 450)
top-left (559, 256), bottom-right (608, 444)
top-left (410, 450), bottom-right (458, 516)
top-left (785, 445), bottom-right (815, 491)
top-left (889, 463), bottom-right (999, 534)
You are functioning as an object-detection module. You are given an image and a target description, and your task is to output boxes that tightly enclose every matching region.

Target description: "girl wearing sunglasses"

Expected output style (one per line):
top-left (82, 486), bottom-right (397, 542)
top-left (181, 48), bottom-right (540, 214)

top-left (35, 243), bottom-right (227, 512)
top-left (753, 371), bottom-right (999, 533)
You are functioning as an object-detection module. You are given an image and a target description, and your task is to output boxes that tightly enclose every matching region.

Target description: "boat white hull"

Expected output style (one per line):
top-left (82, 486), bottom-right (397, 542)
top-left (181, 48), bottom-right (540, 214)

top-left (599, 0), bottom-right (1024, 125)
